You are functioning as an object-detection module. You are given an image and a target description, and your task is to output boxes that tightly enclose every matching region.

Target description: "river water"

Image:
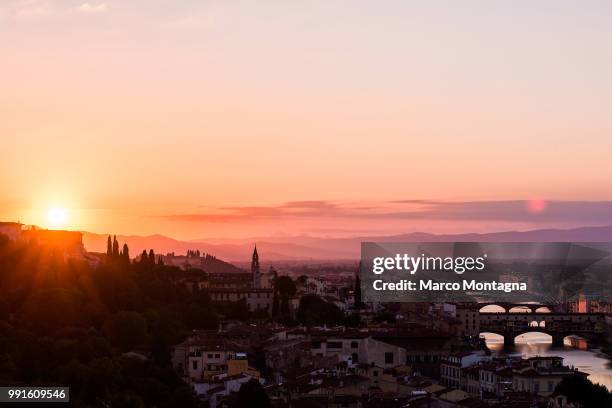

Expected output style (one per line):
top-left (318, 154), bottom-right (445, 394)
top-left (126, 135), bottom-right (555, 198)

top-left (482, 332), bottom-right (612, 391)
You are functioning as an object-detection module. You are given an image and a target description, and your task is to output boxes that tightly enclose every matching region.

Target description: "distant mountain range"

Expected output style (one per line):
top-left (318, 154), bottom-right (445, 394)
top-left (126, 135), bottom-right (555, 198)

top-left (82, 226), bottom-right (612, 262)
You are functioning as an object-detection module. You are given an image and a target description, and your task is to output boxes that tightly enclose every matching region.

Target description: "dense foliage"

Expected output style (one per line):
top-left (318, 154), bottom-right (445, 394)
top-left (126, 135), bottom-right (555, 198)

top-left (296, 294), bottom-right (345, 327)
top-left (554, 374), bottom-right (612, 407)
top-left (0, 235), bottom-right (235, 407)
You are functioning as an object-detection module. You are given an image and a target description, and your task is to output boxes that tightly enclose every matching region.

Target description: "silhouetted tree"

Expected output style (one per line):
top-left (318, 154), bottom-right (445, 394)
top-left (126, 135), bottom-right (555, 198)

top-left (106, 236), bottom-right (112, 258)
top-left (280, 297), bottom-right (289, 316)
top-left (274, 276), bottom-right (296, 319)
top-left (554, 374), bottom-right (612, 407)
top-left (148, 249), bottom-right (155, 266)
top-left (104, 311), bottom-right (148, 352)
top-left (275, 276), bottom-right (296, 298)
top-left (354, 262), bottom-right (363, 309)
top-left (234, 379), bottom-right (270, 408)
top-left (122, 244), bottom-right (130, 264)
top-left (112, 235), bottom-right (119, 257)
top-left (297, 295), bottom-right (344, 327)
top-left (151, 335), bottom-right (171, 368)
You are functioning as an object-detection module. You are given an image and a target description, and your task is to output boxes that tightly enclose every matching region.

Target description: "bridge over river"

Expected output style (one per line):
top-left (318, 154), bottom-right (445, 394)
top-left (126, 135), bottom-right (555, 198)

top-left (479, 311), bottom-right (607, 348)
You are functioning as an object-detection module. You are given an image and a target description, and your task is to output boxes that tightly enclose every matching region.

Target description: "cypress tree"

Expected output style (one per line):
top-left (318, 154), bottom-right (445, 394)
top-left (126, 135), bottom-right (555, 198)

top-left (122, 243), bottom-right (130, 263)
top-left (112, 235), bottom-right (119, 257)
top-left (354, 262), bottom-right (363, 309)
top-left (106, 235), bottom-right (112, 257)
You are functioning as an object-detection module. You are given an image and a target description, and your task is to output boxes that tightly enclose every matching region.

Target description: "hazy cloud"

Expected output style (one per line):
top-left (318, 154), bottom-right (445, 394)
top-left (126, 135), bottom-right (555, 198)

top-left (74, 2), bottom-right (107, 15)
top-left (154, 200), bottom-right (612, 226)
top-left (0, 1), bottom-right (108, 20)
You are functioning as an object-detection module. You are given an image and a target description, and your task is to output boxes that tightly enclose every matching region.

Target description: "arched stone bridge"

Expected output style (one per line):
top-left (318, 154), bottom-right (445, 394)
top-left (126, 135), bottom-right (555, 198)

top-left (477, 302), bottom-right (555, 313)
top-left (479, 311), bottom-right (607, 348)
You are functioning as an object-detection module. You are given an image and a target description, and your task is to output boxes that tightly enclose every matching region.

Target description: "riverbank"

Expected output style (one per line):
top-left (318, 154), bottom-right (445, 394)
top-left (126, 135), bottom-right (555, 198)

top-left (482, 334), bottom-right (612, 391)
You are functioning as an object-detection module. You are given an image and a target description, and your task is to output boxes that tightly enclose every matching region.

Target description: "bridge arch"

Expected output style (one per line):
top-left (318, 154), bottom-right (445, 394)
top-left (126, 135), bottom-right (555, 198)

top-left (535, 306), bottom-right (551, 313)
top-left (479, 304), bottom-right (506, 313)
top-left (479, 332), bottom-right (505, 351)
top-left (515, 331), bottom-right (552, 343)
top-left (480, 331), bottom-right (555, 349)
top-left (509, 306), bottom-right (533, 313)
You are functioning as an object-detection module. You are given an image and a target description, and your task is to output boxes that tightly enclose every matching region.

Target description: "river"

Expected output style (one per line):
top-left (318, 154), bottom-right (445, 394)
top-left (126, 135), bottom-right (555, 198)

top-left (482, 332), bottom-right (612, 390)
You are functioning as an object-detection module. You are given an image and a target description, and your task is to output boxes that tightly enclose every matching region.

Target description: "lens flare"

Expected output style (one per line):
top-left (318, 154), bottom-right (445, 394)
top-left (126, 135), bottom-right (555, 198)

top-left (527, 199), bottom-right (547, 214)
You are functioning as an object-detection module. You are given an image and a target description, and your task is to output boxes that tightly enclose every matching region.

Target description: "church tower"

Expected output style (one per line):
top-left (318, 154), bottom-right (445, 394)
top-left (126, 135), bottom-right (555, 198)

top-left (251, 244), bottom-right (260, 288)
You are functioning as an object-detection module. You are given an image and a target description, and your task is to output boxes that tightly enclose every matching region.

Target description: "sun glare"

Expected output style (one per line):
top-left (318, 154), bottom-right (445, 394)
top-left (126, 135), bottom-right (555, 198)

top-left (46, 207), bottom-right (68, 229)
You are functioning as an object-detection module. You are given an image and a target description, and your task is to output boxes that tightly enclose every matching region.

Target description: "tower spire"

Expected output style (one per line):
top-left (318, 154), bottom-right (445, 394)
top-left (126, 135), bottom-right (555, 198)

top-left (252, 244), bottom-right (260, 288)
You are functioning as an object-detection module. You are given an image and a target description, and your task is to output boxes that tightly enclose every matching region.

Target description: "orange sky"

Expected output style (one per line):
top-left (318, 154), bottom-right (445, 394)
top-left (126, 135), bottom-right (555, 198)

top-left (1, 1), bottom-right (612, 239)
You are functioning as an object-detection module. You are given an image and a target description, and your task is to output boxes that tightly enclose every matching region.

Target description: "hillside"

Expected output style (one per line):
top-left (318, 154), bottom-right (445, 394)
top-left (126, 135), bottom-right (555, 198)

top-left (83, 226), bottom-right (612, 261)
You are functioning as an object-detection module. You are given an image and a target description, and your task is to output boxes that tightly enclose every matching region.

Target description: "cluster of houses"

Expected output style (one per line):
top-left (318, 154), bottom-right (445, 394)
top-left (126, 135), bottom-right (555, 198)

top-left (170, 322), bottom-right (587, 408)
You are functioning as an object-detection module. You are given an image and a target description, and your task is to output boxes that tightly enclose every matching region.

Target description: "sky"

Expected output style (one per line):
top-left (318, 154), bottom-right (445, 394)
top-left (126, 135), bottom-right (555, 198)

top-left (1, 1), bottom-right (612, 239)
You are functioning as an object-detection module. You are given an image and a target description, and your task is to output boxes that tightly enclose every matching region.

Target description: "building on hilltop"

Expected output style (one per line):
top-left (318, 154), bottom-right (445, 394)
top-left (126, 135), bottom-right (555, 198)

top-left (21, 228), bottom-right (84, 255)
top-left (201, 245), bottom-right (273, 315)
top-left (0, 221), bottom-right (23, 241)
top-left (1, 222), bottom-right (84, 256)
top-left (172, 246), bottom-right (274, 314)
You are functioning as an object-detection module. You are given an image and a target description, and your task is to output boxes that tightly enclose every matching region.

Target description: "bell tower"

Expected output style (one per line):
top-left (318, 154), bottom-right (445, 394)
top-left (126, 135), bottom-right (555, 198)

top-left (251, 244), bottom-right (260, 288)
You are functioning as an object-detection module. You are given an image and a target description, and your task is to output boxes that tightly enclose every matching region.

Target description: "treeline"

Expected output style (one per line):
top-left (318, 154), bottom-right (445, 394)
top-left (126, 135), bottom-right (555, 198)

top-left (0, 235), bottom-right (217, 407)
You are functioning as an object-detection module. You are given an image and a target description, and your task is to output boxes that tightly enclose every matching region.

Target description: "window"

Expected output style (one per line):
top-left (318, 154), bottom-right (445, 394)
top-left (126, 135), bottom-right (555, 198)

top-left (384, 352), bottom-right (393, 364)
top-left (350, 341), bottom-right (359, 349)
top-left (214, 354), bottom-right (220, 358)
top-left (208, 354), bottom-right (213, 358)
top-left (373, 370), bottom-right (379, 377)
top-left (327, 341), bottom-right (342, 349)
top-left (192, 360), bottom-right (198, 370)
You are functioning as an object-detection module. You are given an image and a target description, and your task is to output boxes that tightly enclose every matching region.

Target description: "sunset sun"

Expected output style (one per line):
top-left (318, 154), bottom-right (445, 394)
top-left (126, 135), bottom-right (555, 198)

top-left (46, 207), bottom-right (68, 229)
